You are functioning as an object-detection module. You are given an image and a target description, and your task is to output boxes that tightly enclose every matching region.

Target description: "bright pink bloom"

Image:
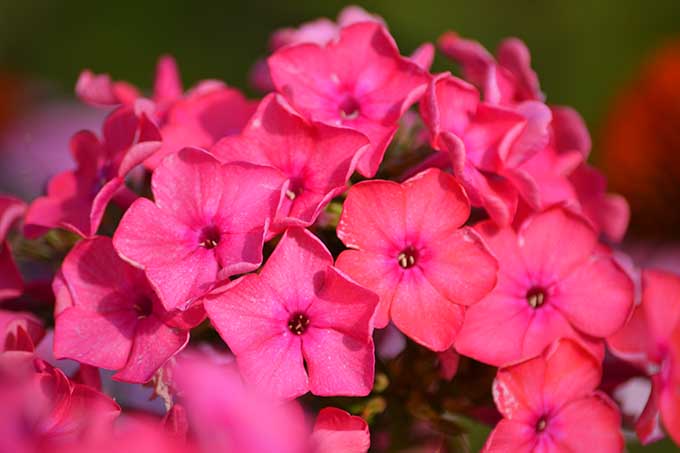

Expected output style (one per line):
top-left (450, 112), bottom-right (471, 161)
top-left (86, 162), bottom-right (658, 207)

top-left (24, 104), bottom-right (161, 238)
top-left (53, 237), bottom-right (192, 383)
top-left (113, 147), bottom-right (286, 311)
top-left (0, 310), bottom-right (44, 352)
top-left (268, 22), bottom-right (429, 177)
top-left (77, 55), bottom-right (256, 170)
top-left (146, 83), bottom-right (258, 169)
top-left (421, 72), bottom-right (551, 225)
top-left (483, 339), bottom-right (624, 452)
top-left (0, 195), bottom-right (25, 301)
top-left (336, 168), bottom-right (498, 351)
top-left (212, 94), bottom-right (368, 232)
top-left (438, 32), bottom-right (543, 106)
top-left (205, 228), bottom-right (377, 399)
top-left (455, 207), bottom-right (634, 366)
top-left (310, 407), bottom-right (370, 453)
top-left (608, 269), bottom-right (680, 445)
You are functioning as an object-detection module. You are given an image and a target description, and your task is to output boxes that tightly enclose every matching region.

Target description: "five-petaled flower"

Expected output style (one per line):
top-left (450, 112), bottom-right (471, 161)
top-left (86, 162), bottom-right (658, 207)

top-left (336, 168), bottom-right (498, 351)
top-left (205, 227), bottom-right (378, 400)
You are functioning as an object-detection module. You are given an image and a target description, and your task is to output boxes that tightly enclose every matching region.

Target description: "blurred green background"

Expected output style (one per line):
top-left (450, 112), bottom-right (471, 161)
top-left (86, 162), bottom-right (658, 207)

top-left (1, 1), bottom-right (679, 450)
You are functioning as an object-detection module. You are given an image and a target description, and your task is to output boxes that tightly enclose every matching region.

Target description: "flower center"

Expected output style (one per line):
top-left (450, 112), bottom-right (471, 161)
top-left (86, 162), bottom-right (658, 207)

top-left (535, 416), bottom-right (548, 433)
top-left (132, 297), bottom-right (153, 319)
top-left (526, 286), bottom-right (547, 308)
top-left (198, 225), bottom-right (221, 249)
top-left (397, 247), bottom-right (418, 269)
top-left (288, 313), bottom-right (310, 335)
top-left (339, 97), bottom-right (360, 120)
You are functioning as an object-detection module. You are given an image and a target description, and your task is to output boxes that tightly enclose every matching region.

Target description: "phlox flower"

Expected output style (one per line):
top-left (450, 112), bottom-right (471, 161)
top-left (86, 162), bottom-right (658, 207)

top-left (113, 147), bottom-right (286, 311)
top-left (608, 268), bottom-right (680, 445)
top-left (483, 339), bottom-right (624, 452)
top-left (336, 168), bottom-right (498, 351)
top-left (310, 407), bottom-right (370, 453)
top-left (268, 21), bottom-right (429, 177)
top-left (421, 72), bottom-right (552, 225)
top-left (212, 93), bottom-right (368, 233)
top-left (250, 6), bottom-right (433, 93)
top-left (0, 195), bottom-right (25, 300)
top-left (53, 236), bottom-right (195, 383)
top-left (205, 227), bottom-right (378, 399)
top-left (77, 55), bottom-right (257, 170)
top-left (455, 207), bottom-right (634, 366)
top-left (24, 104), bottom-right (161, 238)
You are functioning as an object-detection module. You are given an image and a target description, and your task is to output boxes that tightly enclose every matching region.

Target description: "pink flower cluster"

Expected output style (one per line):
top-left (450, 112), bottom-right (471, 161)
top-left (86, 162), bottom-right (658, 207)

top-left (1, 5), bottom-right (677, 452)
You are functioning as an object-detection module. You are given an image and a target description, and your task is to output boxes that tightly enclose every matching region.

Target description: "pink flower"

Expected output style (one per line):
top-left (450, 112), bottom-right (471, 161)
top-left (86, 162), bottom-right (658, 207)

top-left (146, 83), bottom-right (258, 169)
top-left (310, 407), bottom-right (370, 453)
top-left (608, 269), bottom-right (680, 445)
top-left (205, 227), bottom-right (378, 399)
top-left (0, 351), bottom-right (120, 450)
top-left (212, 94), bottom-right (368, 233)
top-left (268, 22), bottom-right (429, 177)
top-left (438, 32), bottom-right (543, 106)
top-left (455, 207), bottom-right (634, 367)
top-left (483, 339), bottom-right (624, 452)
top-left (336, 168), bottom-right (498, 351)
top-left (24, 104), bottom-right (161, 238)
top-left (421, 72), bottom-right (551, 225)
top-left (53, 236), bottom-right (192, 383)
top-left (77, 55), bottom-right (256, 170)
top-left (0, 195), bottom-right (25, 301)
top-left (113, 147), bottom-right (286, 311)
top-left (0, 310), bottom-right (44, 352)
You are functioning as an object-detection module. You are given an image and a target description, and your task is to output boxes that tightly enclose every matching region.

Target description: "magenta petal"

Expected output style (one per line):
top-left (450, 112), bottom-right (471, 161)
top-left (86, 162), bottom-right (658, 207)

top-left (550, 393), bottom-right (624, 453)
top-left (303, 327), bottom-right (375, 396)
top-left (153, 55), bottom-right (183, 106)
top-left (238, 334), bottom-right (308, 400)
top-left (424, 227), bottom-right (498, 306)
top-left (518, 207), bottom-right (598, 279)
top-left (542, 340), bottom-right (602, 408)
top-left (53, 306), bottom-right (135, 370)
top-left (390, 269), bottom-right (465, 351)
top-left (306, 266), bottom-right (377, 339)
top-left (555, 256), bottom-right (633, 337)
top-left (482, 420), bottom-right (536, 453)
top-left (455, 292), bottom-right (533, 366)
top-left (336, 249), bottom-right (401, 328)
top-left (496, 37), bottom-right (543, 102)
top-left (311, 407), bottom-right (370, 453)
top-left (0, 196), bottom-right (26, 242)
top-left (641, 269), bottom-right (680, 345)
top-left (403, 168), bottom-right (471, 240)
top-left (337, 180), bottom-right (405, 253)
top-left (113, 315), bottom-right (189, 383)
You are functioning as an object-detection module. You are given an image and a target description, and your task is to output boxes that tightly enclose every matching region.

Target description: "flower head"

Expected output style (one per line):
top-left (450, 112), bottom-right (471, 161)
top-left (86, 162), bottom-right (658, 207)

top-left (212, 93), bottom-right (368, 233)
top-left (455, 207), bottom-right (634, 366)
top-left (53, 236), bottom-right (193, 383)
top-left (484, 339), bottom-right (624, 452)
top-left (205, 227), bottom-right (378, 399)
top-left (336, 168), bottom-right (498, 351)
top-left (268, 22), bottom-right (429, 177)
top-left (113, 147), bottom-right (286, 311)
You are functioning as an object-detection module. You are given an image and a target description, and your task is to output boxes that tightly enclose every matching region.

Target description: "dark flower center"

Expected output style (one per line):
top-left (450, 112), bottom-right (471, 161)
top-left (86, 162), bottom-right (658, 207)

top-left (526, 286), bottom-right (547, 308)
top-left (339, 97), bottom-right (360, 120)
top-left (132, 297), bottom-right (153, 319)
top-left (397, 247), bottom-right (418, 269)
top-left (288, 313), bottom-right (310, 335)
top-left (198, 225), bottom-right (221, 249)
top-left (535, 416), bottom-right (548, 433)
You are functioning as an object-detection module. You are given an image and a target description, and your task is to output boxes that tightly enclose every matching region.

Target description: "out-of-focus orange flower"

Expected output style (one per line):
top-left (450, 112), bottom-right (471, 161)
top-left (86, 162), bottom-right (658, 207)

top-left (0, 73), bottom-right (24, 134)
top-left (600, 39), bottom-right (680, 239)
